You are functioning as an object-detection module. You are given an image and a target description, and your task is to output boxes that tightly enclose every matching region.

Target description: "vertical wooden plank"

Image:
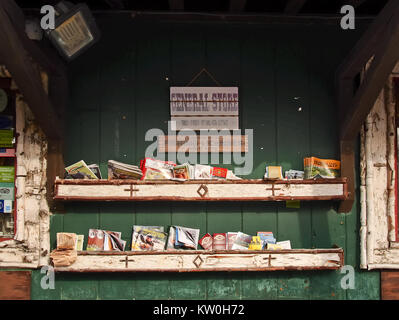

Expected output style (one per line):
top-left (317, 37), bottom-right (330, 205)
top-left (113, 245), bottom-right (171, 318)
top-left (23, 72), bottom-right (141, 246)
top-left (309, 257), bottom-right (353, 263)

top-left (98, 16), bottom-right (137, 177)
top-left (62, 203), bottom-right (99, 251)
top-left (58, 274), bottom-right (98, 300)
top-left (134, 24), bottom-right (171, 165)
top-left (276, 272), bottom-right (311, 300)
top-left (49, 214), bottom-right (64, 251)
top-left (275, 26), bottom-right (312, 250)
top-left (31, 269), bottom-right (61, 300)
top-left (240, 25), bottom-right (276, 179)
top-left (169, 274), bottom-right (207, 300)
top-left (99, 203), bottom-right (135, 250)
top-left (98, 274), bottom-right (135, 300)
top-left (169, 202), bottom-right (207, 299)
top-left (206, 202), bottom-right (242, 299)
top-left (206, 273), bottom-right (242, 300)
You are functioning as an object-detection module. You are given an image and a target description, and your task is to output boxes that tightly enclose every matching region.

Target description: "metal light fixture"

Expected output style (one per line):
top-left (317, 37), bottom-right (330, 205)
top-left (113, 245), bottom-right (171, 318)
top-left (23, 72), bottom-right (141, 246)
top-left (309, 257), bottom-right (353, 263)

top-left (46, 1), bottom-right (100, 61)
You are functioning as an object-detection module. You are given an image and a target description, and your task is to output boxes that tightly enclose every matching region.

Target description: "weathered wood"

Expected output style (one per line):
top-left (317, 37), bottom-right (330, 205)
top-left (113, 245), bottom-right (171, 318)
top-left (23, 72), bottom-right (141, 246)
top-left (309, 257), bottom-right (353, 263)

top-left (54, 248), bottom-right (344, 272)
top-left (0, 271), bottom-right (31, 300)
top-left (382, 271), bottom-right (399, 300)
top-left (338, 141), bottom-right (355, 213)
top-left (0, 1), bottom-right (63, 139)
top-left (284, 0), bottom-right (307, 15)
top-left (54, 178), bottom-right (347, 202)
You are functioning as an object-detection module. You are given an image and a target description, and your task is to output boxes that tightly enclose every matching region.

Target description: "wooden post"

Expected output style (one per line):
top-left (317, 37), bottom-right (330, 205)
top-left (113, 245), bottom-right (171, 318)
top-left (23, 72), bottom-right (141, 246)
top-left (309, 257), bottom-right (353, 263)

top-left (338, 140), bottom-right (355, 213)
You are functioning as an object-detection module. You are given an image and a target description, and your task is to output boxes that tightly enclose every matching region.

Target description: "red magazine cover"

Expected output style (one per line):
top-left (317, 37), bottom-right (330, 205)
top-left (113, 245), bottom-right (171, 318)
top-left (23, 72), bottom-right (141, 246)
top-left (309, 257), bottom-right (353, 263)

top-left (212, 233), bottom-right (226, 250)
top-left (199, 233), bottom-right (213, 250)
top-left (211, 167), bottom-right (228, 179)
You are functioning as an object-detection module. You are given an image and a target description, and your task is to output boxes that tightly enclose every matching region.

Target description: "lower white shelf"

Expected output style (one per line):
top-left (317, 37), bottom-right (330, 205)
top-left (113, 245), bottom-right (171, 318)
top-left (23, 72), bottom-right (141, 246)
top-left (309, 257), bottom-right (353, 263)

top-left (53, 248), bottom-right (344, 273)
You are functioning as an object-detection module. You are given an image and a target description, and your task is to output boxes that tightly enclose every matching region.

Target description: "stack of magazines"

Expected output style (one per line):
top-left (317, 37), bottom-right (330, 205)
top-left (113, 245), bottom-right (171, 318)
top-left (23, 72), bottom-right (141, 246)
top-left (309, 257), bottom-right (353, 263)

top-left (108, 160), bottom-right (143, 180)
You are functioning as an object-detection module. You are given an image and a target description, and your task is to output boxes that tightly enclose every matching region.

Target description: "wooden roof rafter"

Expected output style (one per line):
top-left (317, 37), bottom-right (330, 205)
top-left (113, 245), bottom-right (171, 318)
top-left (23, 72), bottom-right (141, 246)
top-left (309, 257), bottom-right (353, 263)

top-left (284, 0), bottom-right (307, 15)
top-left (0, 0), bottom-right (65, 140)
top-left (336, 0), bottom-right (399, 213)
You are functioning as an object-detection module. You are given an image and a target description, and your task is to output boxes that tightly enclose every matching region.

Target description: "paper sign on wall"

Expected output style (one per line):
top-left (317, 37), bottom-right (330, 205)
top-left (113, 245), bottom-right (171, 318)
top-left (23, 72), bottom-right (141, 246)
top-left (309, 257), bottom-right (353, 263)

top-left (170, 87), bottom-right (239, 130)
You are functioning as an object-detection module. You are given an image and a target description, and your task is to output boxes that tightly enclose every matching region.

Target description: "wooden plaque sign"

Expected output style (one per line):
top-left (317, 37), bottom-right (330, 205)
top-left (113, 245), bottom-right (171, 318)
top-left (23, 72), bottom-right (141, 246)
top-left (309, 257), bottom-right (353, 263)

top-left (157, 135), bottom-right (248, 153)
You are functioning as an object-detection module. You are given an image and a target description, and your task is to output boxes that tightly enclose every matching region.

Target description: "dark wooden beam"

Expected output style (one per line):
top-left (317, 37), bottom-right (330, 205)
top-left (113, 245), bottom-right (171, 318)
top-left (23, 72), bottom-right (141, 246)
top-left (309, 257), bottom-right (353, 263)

top-left (229, 0), bottom-right (246, 13)
top-left (336, 0), bottom-right (399, 213)
top-left (345, 0), bottom-right (368, 8)
top-left (169, 0), bottom-right (184, 11)
top-left (338, 140), bottom-right (356, 213)
top-left (340, 5), bottom-right (399, 141)
top-left (104, 0), bottom-right (125, 10)
top-left (0, 1), bottom-right (63, 139)
top-left (284, 0), bottom-right (307, 15)
top-left (2, 0), bottom-right (67, 77)
top-left (337, 0), bottom-right (398, 80)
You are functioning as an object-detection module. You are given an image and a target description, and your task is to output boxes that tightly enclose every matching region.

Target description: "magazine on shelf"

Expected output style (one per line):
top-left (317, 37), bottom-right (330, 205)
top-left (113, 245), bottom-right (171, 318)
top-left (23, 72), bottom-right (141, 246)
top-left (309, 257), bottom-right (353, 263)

top-left (226, 232), bottom-right (238, 250)
top-left (304, 157), bottom-right (340, 179)
top-left (87, 229), bottom-right (126, 251)
top-left (88, 164), bottom-right (102, 179)
top-left (174, 226), bottom-right (200, 250)
top-left (104, 231), bottom-right (126, 251)
top-left (199, 233), bottom-right (213, 250)
top-left (212, 233), bottom-right (226, 250)
top-left (131, 226), bottom-right (167, 251)
top-left (65, 160), bottom-right (98, 179)
top-left (140, 158), bottom-right (176, 180)
top-left (108, 160), bottom-right (142, 180)
top-left (87, 229), bottom-right (105, 251)
top-left (232, 232), bottom-right (252, 250)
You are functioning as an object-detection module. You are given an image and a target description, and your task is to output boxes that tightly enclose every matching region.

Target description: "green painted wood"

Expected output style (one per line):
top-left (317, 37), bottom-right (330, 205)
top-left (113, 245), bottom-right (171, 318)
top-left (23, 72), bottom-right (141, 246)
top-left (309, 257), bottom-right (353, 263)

top-left (99, 203), bottom-right (135, 249)
top-left (31, 20), bottom-right (381, 300)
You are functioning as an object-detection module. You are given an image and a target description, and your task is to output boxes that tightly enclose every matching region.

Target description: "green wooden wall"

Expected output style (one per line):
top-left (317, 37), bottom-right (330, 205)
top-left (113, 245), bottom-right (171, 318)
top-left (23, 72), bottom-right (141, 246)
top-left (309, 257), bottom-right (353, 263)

top-left (31, 15), bottom-right (380, 300)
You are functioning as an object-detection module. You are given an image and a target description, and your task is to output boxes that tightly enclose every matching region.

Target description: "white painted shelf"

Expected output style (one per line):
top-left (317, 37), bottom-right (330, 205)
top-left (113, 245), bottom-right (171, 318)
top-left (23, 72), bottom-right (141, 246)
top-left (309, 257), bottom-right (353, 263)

top-left (54, 178), bottom-right (348, 202)
top-left (53, 248), bottom-right (344, 272)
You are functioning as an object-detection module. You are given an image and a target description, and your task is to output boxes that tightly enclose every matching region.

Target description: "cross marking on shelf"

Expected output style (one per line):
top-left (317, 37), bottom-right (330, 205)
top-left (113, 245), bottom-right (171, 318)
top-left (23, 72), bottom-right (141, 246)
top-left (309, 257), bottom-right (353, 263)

top-left (268, 254), bottom-right (276, 267)
top-left (266, 184), bottom-right (281, 197)
top-left (120, 256), bottom-right (135, 268)
top-left (124, 184), bottom-right (139, 198)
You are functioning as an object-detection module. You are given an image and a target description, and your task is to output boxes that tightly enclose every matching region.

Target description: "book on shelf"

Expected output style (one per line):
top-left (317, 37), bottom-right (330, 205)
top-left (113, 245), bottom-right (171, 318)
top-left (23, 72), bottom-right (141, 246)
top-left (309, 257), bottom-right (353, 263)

top-left (0, 148), bottom-right (15, 157)
top-left (0, 166), bottom-right (14, 183)
top-left (108, 160), bottom-right (142, 180)
top-left (65, 160), bottom-right (98, 179)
